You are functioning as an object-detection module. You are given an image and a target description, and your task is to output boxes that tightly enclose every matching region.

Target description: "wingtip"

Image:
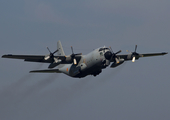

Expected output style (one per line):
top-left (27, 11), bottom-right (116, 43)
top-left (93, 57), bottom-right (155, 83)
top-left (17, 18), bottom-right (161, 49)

top-left (2, 55), bottom-right (7, 58)
top-left (29, 71), bottom-right (34, 73)
top-left (2, 54), bottom-right (12, 58)
top-left (29, 70), bottom-right (39, 73)
top-left (162, 52), bottom-right (168, 55)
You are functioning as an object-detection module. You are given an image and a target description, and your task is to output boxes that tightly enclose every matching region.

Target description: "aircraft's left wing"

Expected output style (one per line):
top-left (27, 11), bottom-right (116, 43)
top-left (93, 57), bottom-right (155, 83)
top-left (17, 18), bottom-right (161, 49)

top-left (2, 54), bottom-right (66, 63)
top-left (116, 52), bottom-right (167, 61)
top-left (139, 52), bottom-right (168, 57)
top-left (110, 52), bottom-right (167, 68)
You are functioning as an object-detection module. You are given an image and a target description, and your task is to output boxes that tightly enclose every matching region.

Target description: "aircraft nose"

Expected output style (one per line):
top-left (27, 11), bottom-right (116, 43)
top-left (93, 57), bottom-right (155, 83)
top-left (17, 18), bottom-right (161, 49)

top-left (104, 51), bottom-right (112, 60)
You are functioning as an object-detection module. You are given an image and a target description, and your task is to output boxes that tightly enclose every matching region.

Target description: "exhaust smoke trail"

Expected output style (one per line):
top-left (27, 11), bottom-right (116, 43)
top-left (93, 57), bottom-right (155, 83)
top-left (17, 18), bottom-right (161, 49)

top-left (37, 76), bottom-right (93, 109)
top-left (21, 74), bottom-right (59, 100)
top-left (0, 63), bottom-right (43, 95)
top-left (34, 63), bottom-right (43, 69)
top-left (0, 64), bottom-right (44, 107)
top-left (0, 74), bottom-right (35, 113)
top-left (0, 74), bottom-right (33, 95)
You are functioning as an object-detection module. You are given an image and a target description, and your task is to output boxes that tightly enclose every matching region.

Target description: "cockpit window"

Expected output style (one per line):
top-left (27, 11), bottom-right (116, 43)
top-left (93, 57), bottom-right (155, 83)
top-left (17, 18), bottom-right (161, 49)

top-left (99, 48), bottom-right (109, 51)
top-left (100, 52), bottom-right (103, 56)
top-left (99, 48), bottom-right (104, 51)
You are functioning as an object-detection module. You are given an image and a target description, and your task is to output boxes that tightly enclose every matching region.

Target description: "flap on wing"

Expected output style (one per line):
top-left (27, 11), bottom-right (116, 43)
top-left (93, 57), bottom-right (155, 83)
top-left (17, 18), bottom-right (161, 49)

top-left (30, 69), bottom-right (61, 73)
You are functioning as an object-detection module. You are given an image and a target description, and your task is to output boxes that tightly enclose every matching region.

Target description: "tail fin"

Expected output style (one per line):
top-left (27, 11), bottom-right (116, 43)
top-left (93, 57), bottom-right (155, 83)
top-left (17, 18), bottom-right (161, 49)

top-left (57, 41), bottom-right (65, 68)
top-left (57, 40), bottom-right (65, 56)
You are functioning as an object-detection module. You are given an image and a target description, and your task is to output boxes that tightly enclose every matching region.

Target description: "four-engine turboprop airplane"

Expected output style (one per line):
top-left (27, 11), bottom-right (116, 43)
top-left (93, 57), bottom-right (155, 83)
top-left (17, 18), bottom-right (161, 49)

top-left (2, 41), bottom-right (168, 78)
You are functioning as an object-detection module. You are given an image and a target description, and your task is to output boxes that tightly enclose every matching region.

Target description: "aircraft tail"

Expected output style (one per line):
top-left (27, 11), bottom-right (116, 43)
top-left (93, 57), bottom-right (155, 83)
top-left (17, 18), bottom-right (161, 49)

top-left (57, 41), bottom-right (65, 68)
top-left (57, 40), bottom-right (65, 56)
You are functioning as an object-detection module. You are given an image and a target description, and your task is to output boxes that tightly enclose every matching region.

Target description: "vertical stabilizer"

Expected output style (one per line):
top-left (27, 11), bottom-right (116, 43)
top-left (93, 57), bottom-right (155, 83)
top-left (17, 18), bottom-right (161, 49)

top-left (57, 40), bottom-right (65, 56)
top-left (57, 41), bottom-right (65, 68)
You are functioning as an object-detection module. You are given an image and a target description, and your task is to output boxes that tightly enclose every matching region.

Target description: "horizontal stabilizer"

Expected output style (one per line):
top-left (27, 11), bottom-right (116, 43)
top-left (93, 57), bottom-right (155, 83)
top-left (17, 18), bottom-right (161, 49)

top-left (30, 69), bottom-right (61, 73)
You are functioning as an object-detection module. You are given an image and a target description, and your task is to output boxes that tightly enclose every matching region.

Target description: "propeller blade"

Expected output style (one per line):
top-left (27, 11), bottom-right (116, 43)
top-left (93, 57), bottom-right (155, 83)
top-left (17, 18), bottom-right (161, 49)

top-left (109, 46), bottom-right (114, 53)
top-left (115, 58), bottom-right (119, 64)
top-left (44, 56), bottom-right (50, 60)
top-left (71, 46), bottom-right (74, 54)
top-left (53, 49), bottom-right (59, 54)
top-left (74, 53), bottom-right (82, 55)
top-left (47, 47), bottom-right (52, 53)
top-left (115, 50), bottom-right (122, 55)
top-left (135, 45), bottom-right (137, 52)
top-left (132, 56), bottom-right (136, 62)
top-left (73, 58), bottom-right (77, 65)
top-left (109, 46), bottom-right (121, 54)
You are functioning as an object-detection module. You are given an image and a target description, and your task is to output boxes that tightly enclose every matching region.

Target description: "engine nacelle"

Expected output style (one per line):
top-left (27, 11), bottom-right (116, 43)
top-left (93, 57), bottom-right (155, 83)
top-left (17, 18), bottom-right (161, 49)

top-left (110, 59), bottom-right (124, 68)
top-left (48, 58), bottom-right (62, 68)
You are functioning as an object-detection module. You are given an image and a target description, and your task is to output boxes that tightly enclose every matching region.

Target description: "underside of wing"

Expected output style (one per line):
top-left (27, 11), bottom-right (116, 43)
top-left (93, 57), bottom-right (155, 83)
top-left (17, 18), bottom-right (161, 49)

top-left (30, 69), bottom-right (61, 73)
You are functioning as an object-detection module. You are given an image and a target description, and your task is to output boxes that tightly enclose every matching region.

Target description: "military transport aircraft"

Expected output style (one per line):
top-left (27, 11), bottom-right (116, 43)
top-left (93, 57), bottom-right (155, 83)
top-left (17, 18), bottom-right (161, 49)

top-left (2, 41), bottom-right (168, 78)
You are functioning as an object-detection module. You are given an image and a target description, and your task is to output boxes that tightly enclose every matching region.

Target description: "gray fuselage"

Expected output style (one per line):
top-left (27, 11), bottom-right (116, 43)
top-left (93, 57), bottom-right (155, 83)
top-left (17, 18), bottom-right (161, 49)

top-left (58, 47), bottom-right (110, 78)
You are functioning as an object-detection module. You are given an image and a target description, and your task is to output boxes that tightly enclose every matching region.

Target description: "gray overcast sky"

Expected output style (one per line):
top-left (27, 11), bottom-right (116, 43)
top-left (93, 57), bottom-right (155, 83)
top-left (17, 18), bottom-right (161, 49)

top-left (0, 0), bottom-right (170, 120)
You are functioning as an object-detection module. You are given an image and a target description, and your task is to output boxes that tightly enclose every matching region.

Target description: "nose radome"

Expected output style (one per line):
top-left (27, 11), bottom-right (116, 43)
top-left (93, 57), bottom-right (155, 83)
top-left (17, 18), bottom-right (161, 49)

top-left (104, 51), bottom-right (112, 60)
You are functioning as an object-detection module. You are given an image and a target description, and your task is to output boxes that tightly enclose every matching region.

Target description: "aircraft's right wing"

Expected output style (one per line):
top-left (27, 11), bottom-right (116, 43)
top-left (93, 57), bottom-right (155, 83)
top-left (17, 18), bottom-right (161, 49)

top-left (2, 54), bottom-right (66, 63)
top-left (30, 69), bottom-right (61, 73)
top-left (2, 54), bottom-right (82, 68)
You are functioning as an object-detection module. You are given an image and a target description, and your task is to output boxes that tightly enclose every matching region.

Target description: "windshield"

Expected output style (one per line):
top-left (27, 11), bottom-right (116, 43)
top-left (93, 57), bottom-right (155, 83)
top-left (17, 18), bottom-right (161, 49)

top-left (99, 48), bottom-right (109, 51)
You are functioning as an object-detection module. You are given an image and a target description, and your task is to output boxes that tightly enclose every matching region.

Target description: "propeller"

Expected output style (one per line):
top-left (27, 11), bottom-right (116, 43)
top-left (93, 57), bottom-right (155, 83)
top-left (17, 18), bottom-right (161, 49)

top-left (126, 45), bottom-right (139, 62)
top-left (70, 46), bottom-right (82, 65)
top-left (44, 47), bottom-right (58, 60)
top-left (111, 50), bottom-right (122, 63)
top-left (104, 46), bottom-right (121, 63)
